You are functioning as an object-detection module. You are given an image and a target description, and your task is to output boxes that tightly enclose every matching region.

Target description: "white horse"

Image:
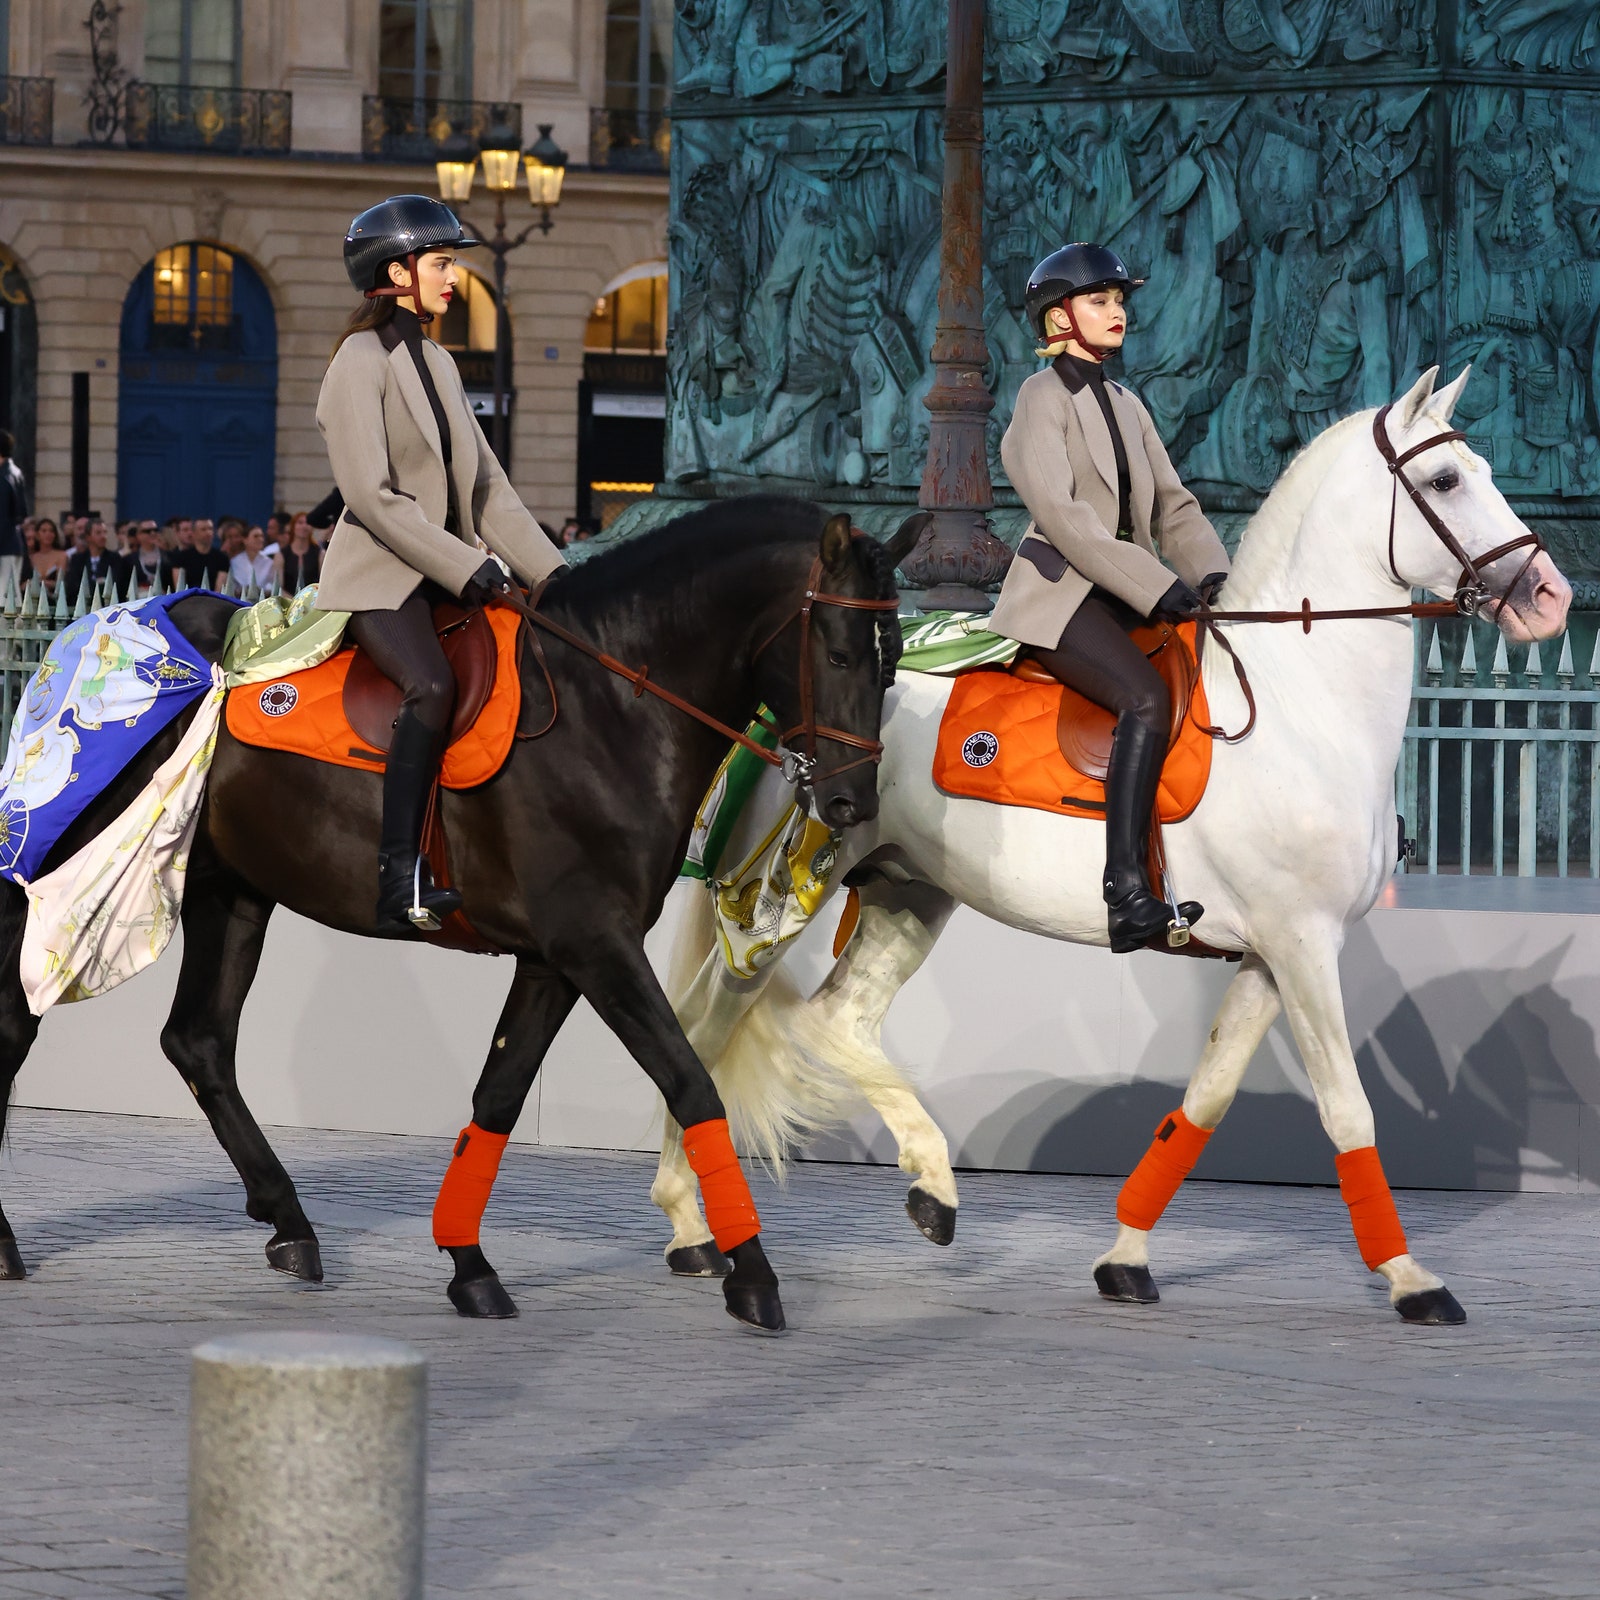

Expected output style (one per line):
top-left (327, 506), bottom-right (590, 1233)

top-left (651, 368), bottom-right (1572, 1325)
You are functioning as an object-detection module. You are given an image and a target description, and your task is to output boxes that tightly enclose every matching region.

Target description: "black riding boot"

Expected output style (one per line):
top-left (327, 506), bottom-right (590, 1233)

top-left (375, 709), bottom-right (463, 934)
top-left (1102, 712), bottom-right (1203, 954)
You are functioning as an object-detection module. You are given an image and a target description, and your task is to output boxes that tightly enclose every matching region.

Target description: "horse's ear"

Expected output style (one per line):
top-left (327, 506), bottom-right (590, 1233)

top-left (880, 510), bottom-right (933, 570)
top-left (820, 512), bottom-right (853, 574)
top-left (1396, 365), bottom-right (1439, 430)
top-left (1434, 364), bottom-right (1472, 425)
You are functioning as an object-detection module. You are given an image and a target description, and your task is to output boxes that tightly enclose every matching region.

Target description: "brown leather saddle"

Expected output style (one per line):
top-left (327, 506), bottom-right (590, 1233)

top-left (342, 600), bottom-right (498, 753)
top-left (1009, 620), bottom-right (1198, 781)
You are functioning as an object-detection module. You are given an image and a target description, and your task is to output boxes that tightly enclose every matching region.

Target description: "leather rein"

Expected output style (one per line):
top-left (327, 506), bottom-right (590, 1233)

top-left (1188, 403), bottom-right (1545, 743)
top-left (495, 549), bottom-right (900, 785)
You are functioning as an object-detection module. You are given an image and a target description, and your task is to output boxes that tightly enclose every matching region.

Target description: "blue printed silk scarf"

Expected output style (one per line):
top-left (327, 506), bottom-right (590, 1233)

top-left (0, 592), bottom-right (243, 884)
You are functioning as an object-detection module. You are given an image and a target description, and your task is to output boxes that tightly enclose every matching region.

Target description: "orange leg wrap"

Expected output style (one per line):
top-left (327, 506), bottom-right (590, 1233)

top-left (431, 1123), bottom-right (510, 1248)
top-left (682, 1117), bottom-right (760, 1253)
top-left (1116, 1108), bottom-right (1213, 1231)
top-left (1335, 1145), bottom-right (1407, 1269)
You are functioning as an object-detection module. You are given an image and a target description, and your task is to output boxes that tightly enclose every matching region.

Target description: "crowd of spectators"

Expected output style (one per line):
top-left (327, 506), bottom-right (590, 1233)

top-left (16, 501), bottom-right (341, 609)
top-left (9, 496), bottom-right (600, 613)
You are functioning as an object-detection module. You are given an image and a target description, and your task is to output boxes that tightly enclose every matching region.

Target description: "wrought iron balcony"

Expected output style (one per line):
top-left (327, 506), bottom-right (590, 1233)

top-left (0, 78), bottom-right (54, 146)
top-left (124, 83), bottom-right (292, 154)
top-left (362, 97), bottom-right (522, 163)
top-left (589, 107), bottom-right (668, 173)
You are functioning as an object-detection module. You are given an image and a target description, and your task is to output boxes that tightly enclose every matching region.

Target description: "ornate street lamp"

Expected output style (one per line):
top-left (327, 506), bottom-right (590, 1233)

top-left (433, 120), bottom-right (568, 468)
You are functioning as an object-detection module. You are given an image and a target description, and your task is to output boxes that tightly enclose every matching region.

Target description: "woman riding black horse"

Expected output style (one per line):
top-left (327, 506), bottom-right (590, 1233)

top-left (986, 242), bottom-right (1232, 952)
top-left (319, 196), bottom-right (565, 933)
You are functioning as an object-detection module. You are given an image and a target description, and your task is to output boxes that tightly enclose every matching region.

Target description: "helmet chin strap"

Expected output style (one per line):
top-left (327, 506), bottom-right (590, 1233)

top-left (1054, 296), bottom-right (1113, 363)
top-left (364, 251), bottom-right (433, 325)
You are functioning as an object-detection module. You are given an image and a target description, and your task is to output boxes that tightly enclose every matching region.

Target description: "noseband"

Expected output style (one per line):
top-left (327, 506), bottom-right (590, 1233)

top-left (1372, 403), bottom-right (1543, 624)
top-left (752, 548), bottom-right (902, 785)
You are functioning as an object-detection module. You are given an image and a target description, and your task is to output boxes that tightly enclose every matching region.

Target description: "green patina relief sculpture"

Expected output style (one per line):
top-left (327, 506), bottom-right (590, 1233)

top-left (664, 0), bottom-right (1600, 571)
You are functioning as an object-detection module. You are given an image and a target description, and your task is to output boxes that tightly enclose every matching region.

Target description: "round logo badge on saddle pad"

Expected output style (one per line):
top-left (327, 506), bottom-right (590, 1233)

top-left (258, 683), bottom-right (298, 717)
top-left (962, 730), bottom-right (999, 768)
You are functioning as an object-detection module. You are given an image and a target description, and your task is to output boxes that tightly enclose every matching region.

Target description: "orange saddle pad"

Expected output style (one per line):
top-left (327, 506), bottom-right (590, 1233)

top-left (225, 604), bottom-right (523, 789)
top-left (933, 621), bottom-right (1214, 823)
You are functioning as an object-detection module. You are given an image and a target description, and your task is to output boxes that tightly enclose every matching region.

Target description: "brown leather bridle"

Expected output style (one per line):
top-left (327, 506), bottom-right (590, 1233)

top-left (499, 546), bottom-right (900, 787)
top-left (1191, 404), bottom-right (1548, 742)
top-left (751, 550), bottom-right (903, 784)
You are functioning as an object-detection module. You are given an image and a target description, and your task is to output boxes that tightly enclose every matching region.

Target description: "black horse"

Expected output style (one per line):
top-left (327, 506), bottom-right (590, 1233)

top-left (0, 498), bottom-right (925, 1333)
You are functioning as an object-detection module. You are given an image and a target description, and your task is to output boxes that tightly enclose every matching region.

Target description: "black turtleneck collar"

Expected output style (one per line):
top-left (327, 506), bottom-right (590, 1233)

top-left (379, 304), bottom-right (426, 353)
top-left (1051, 351), bottom-right (1113, 394)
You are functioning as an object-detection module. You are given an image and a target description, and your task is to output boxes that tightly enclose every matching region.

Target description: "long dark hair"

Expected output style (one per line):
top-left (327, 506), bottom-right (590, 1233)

top-left (331, 293), bottom-right (396, 359)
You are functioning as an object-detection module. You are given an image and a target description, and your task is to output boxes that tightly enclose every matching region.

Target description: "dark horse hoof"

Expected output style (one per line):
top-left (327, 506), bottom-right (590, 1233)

top-left (906, 1186), bottom-right (957, 1246)
top-left (266, 1234), bottom-right (324, 1283)
top-left (449, 1272), bottom-right (519, 1319)
top-left (1396, 1287), bottom-right (1466, 1325)
top-left (0, 1238), bottom-right (24, 1280)
top-left (724, 1279), bottom-right (786, 1335)
top-left (1094, 1262), bottom-right (1160, 1304)
top-left (667, 1242), bottom-right (732, 1278)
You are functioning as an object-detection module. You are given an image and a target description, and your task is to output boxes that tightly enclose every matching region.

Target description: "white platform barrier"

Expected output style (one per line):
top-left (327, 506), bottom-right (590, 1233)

top-left (16, 876), bottom-right (1600, 1192)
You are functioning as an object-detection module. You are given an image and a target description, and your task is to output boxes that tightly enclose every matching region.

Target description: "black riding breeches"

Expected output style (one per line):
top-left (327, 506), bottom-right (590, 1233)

top-left (1022, 588), bottom-right (1170, 740)
top-left (347, 588), bottom-right (454, 735)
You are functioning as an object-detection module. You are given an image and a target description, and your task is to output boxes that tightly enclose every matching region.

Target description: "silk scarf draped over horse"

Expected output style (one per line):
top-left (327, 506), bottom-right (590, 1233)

top-left (680, 711), bottom-right (842, 980)
top-left (14, 588), bottom-right (350, 1015)
top-left (680, 613), bottom-right (1015, 981)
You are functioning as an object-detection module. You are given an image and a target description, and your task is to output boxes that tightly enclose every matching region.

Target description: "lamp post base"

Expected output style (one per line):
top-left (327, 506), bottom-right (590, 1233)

top-left (899, 508), bottom-right (1014, 613)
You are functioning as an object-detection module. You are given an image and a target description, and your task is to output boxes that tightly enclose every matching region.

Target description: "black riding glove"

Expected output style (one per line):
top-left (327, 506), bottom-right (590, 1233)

top-left (459, 559), bottom-right (511, 608)
top-left (1198, 571), bottom-right (1228, 605)
top-left (1152, 577), bottom-right (1203, 622)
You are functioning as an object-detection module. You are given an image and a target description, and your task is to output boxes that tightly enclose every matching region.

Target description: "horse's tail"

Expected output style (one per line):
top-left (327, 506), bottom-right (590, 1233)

top-left (667, 886), bottom-right (882, 1176)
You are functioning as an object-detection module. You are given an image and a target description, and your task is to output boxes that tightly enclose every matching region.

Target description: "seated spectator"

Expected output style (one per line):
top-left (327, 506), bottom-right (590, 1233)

top-left (230, 524), bottom-right (276, 591)
top-left (218, 518), bottom-right (246, 568)
top-left (113, 520), bottom-right (135, 558)
top-left (558, 517), bottom-right (583, 547)
top-left (176, 516), bottom-right (193, 547)
top-left (114, 520), bottom-right (171, 595)
top-left (30, 517), bottom-right (69, 598)
top-left (280, 512), bottom-right (322, 593)
top-left (159, 518), bottom-right (182, 553)
top-left (168, 519), bottom-right (228, 589)
top-left (20, 517), bottom-right (36, 555)
top-left (66, 520), bottom-right (119, 605)
top-left (264, 510), bottom-right (287, 555)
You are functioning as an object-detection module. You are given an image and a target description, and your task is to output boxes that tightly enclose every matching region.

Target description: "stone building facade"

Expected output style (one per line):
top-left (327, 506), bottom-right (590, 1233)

top-left (0, 0), bottom-right (669, 528)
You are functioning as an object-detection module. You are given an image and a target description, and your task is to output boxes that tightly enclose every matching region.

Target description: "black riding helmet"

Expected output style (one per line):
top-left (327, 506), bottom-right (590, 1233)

top-left (343, 195), bottom-right (480, 293)
top-left (1024, 242), bottom-right (1143, 339)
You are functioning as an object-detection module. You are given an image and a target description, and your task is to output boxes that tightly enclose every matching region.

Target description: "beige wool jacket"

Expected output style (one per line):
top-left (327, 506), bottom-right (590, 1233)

top-left (314, 327), bottom-right (565, 612)
top-left (986, 361), bottom-right (1230, 650)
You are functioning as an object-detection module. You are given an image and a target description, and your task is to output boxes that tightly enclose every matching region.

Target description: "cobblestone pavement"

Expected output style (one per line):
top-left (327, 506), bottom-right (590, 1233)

top-left (1, 1109), bottom-right (1598, 1599)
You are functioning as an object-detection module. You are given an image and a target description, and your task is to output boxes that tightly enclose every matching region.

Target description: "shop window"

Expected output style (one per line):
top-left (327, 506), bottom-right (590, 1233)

top-left (585, 270), bottom-right (666, 356)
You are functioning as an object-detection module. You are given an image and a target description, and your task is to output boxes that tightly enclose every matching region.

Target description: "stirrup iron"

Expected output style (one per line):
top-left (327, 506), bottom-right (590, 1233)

top-left (1160, 867), bottom-right (1191, 949)
top-left (408, 856), bottom-right (442, 932)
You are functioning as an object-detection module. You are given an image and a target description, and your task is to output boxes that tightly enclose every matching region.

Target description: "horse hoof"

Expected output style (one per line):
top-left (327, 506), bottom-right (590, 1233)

top-left (266, 1234), bottom-right (323, 1283)
top-left (0, 1239), bottom-right (24, 1280)
top-left (723, 1280), bottom-right (786, 1335)
top-left (667, 1242), bottom-right (732, 1278)
top-left (1395, 1287), bottom-right (1466, 1325)
top-left (905, 1186), bottom-right (957, 1246)
top-left (449, 1272), bottom-right (519, 1319)
top-left (1094, 1262), bottom-right (1160, 1304)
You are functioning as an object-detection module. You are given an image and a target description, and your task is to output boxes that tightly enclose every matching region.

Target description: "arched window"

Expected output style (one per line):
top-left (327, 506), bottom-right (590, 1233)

top-left (144, 0), bottom-right (241, 88)
top-left (148, 243), bottom-right (239, 353)
top-left (380, 0), bottom-right (474, 106)
top-left (431, 267), bottom-right (498, 356)
top-left (585, 262), bottom-right (667, 356)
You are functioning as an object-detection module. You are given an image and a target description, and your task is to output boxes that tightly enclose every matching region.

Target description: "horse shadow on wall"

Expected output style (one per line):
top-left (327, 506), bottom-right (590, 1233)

top-left (955, 929), bottom-right (1600, 1192)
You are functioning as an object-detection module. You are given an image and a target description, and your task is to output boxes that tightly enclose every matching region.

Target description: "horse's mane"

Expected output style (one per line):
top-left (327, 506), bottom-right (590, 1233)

top-left (550, 495), bottom-right (900, 609)
top-left (1223, 409), bottom-right (1373, 598)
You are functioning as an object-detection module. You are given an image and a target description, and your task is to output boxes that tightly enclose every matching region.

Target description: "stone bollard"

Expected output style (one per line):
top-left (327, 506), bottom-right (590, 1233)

top-left (188, 1332), bottom-right (427, 1600)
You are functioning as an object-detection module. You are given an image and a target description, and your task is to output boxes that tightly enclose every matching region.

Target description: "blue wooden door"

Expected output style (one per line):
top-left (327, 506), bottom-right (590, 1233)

top-left (117, 244), bottom-right (277, 524)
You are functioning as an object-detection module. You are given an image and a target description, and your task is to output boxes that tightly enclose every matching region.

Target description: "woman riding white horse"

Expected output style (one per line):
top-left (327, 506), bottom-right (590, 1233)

top-left (654, 364), bottom-right (1571, 1325)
